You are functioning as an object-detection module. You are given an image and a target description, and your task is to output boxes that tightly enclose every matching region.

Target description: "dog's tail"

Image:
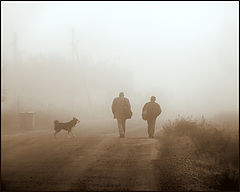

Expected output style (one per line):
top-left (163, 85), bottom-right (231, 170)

top-left (54, 120), bottom-right (59, 130)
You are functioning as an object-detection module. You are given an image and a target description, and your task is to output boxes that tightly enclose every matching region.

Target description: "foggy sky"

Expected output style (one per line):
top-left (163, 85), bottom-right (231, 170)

top-left (1, 2), bottom-right (239, 120)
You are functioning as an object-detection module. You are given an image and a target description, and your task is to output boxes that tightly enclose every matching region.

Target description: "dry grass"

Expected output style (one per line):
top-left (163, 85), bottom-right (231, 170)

top-left (156, 115), bottom-right (239, 191)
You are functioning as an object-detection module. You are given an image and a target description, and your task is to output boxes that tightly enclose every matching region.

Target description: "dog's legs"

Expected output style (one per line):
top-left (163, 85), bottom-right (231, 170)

top-left (54, 130), bottom-right (60, 137)
top-left (70, 130), bottom-right (74, 137)
top-left (67, 130), bottom-right (72, 139)
top-left (68, 130), bottom-right (74, 138)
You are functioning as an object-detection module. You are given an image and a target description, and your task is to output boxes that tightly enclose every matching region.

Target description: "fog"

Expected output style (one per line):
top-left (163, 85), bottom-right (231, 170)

top-left (1, 2), bottom-right (239, 123)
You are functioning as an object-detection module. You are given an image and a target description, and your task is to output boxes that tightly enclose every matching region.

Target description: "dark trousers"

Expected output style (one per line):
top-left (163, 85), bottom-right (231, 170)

top-left (147, 118), bottom-right (156, 137)
top-left (117, 119), bottom-right (126, 136)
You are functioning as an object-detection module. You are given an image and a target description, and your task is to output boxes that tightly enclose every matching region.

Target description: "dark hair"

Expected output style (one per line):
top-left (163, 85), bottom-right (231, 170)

top-left (119, 92), bottom-right (124, 97)
top-left (151, 96), bottom-right (156, 102)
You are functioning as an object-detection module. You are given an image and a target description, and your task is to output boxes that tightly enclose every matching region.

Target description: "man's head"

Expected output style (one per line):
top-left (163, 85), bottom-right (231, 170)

top-left (150, 96), bottom-right (156, 102)
top-left (119, 92), bottom-right (124, 97)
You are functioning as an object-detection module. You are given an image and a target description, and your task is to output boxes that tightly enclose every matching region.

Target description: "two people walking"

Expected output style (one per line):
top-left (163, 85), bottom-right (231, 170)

top-left (112, 92), bottom-right (162, 138)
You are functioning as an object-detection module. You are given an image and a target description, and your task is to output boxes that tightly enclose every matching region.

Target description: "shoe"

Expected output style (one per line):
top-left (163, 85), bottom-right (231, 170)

top-left (120, 135), bottom-right (125, 138)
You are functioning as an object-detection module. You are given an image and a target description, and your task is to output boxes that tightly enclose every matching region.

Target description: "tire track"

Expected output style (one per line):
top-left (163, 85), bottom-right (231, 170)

top-left (2, 135), bottom-right (116, 191)
top-left (70, 137), bottom-right (160, 191)
top-left (2, 130), bottom-right (161, 191)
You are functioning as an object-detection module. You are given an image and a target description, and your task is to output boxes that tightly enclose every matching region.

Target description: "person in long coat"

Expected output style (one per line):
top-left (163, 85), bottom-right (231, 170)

top-left (142, 96), bottom-right (161, 138)
top-left (112, 92), bottom-right (132, 138)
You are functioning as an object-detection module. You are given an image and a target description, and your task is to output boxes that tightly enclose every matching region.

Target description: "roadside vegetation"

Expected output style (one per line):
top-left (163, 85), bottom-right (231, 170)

top-left (155, 115), bottom-right (239, 191)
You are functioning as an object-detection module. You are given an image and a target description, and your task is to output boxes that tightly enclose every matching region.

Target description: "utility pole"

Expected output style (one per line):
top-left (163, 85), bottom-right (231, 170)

top-left (71, 29), bottom-right (92, 117)
top-left (1, 33), bottom-right (5, 104)
top-left (72, 28), bottom-right (76, 113)
top-left (13, 33), bottom-right (21, 113)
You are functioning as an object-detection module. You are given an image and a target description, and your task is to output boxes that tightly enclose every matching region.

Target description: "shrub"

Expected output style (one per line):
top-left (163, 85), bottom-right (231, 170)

top-left (160, 116), bottom-right (239, 191)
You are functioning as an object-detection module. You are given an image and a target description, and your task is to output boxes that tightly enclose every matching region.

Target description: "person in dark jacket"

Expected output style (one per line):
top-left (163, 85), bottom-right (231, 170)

top-left (142, 96), bottom-right (161, 138)
top-left (112, 92), bottom-right (132, 138)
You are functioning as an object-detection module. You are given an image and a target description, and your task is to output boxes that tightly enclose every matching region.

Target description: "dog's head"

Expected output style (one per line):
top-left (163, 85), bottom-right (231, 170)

top-left (73, 117), bottom-right (80, 124)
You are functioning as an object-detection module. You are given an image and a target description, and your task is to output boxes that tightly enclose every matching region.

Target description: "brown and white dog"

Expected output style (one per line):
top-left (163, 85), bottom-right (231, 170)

top-left (54, 117), bottom-right (80, 137)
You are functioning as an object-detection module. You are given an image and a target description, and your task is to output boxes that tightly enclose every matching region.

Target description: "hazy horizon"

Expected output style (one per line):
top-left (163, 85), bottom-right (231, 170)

top-left (1, 2), bottom-right (239, 121)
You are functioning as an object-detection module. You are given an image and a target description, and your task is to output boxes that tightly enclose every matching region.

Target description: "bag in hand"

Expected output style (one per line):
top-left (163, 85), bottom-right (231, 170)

top-left (124, 107), bottom-right (132, 119)
top-left (142, 109), bottom-right (147, 120)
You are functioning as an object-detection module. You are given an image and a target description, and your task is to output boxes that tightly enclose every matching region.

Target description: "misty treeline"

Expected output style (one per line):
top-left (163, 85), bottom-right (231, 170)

top-left (2, 51), bottom-right (239, 132)
top-left (2, 53), bottom-right (134, 122)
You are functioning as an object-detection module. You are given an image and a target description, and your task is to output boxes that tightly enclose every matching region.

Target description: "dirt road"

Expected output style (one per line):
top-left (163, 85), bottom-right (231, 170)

top-left (2, 122), bottom-right (161, 191)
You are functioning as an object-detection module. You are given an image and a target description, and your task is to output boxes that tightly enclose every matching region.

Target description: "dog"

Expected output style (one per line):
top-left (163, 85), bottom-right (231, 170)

top-left (54, 117), bottom-right (80, 137)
